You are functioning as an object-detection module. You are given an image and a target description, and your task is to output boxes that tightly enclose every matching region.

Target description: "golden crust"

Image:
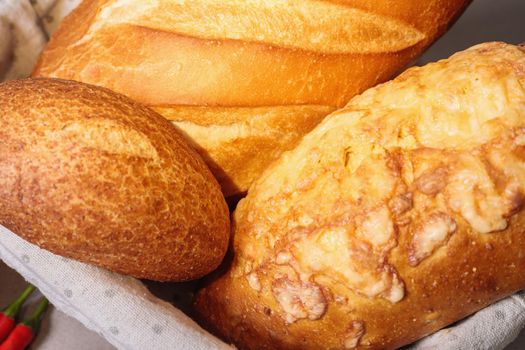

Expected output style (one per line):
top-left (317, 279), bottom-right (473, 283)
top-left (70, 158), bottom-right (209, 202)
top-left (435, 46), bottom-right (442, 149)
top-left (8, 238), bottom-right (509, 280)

top-left (32, 0), bottom-right (471, 195)
top-left (194, 43), bottom-right (525, 349)
top-left (0, 78), bottom-right (230, 282)
top-left (159, 105), bottom-right (333, 196)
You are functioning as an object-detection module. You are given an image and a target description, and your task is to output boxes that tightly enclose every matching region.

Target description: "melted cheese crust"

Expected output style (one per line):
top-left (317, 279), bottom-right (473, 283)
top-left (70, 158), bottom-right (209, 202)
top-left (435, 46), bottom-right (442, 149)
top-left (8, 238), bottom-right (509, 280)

top-left (232, 43), bottom-right (525, 330)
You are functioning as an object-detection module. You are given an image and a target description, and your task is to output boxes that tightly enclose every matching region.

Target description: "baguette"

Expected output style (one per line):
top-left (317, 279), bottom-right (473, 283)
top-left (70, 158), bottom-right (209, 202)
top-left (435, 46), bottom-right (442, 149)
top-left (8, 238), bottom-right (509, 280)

top-left (0, 78), bottom-right (230, 282)
top-left (32, 0), bottom-right (471, 196)
top-left (194, 42), bottom-right (525, 349)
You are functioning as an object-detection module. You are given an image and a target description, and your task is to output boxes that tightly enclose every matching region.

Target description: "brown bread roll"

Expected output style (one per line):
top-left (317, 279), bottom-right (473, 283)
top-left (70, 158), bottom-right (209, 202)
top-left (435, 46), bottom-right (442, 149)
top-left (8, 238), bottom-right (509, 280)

top-left (0, 78), bottom-right (229, 282)
top-left (194, 42), bottom-right (525, 349)
top-left (32, 0), bottom-right (471, 196)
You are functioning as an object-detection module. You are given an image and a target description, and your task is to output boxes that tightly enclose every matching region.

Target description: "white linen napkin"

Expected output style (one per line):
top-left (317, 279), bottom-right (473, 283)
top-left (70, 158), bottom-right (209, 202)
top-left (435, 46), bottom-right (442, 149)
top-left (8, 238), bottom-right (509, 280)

top-left (0, 225), bottom-right (231, 350)
top-left (0, 0), bottom-right (47, 80)
top-left (0, 1), bottom-right (524, 349)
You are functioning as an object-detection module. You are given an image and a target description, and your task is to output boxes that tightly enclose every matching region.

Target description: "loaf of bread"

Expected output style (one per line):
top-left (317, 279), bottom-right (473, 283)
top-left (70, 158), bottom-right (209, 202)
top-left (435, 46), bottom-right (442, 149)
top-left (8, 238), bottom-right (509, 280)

top-left (194, 42), bottom-right (525, 349)
top-left (32, 0), bottom-right (471, 196)
top-left (0, 78), bottom-right (230, 282)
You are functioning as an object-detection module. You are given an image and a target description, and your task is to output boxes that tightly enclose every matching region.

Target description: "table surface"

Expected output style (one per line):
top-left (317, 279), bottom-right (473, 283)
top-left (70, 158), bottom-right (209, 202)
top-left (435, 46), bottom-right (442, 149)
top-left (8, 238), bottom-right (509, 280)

top-left (1, 0), bottom-right (524, 349)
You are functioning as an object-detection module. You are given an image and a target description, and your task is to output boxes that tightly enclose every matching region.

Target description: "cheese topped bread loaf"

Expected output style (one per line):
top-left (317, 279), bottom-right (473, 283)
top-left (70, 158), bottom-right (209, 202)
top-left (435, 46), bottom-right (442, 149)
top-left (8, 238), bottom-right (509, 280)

top-left (194, 42), bottom-right (525, 349)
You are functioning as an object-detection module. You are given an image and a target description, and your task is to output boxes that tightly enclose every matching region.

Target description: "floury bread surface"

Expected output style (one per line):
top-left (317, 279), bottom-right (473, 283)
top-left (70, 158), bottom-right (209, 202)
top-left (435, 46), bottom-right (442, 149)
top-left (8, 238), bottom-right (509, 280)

top-left (0, 78), bottom-right (230, 282)
top-left (194, 43), bottom-right (525, 349)
top-left (33, 0), bottom-right (471, 195)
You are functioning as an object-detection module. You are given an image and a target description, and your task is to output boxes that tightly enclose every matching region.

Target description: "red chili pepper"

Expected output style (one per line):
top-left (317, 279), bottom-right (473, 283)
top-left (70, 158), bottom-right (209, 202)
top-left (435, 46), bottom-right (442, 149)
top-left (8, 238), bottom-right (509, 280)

top-left (0, 297), bottom-right (48, 350)
top-left (0, 286), bottom-right (35, 343)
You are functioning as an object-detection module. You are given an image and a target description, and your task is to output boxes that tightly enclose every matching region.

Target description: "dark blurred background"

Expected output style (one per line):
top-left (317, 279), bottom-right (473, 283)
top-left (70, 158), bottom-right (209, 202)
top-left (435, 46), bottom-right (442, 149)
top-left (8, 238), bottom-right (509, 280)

top-left (420, 0), bottom-right (524, 64)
